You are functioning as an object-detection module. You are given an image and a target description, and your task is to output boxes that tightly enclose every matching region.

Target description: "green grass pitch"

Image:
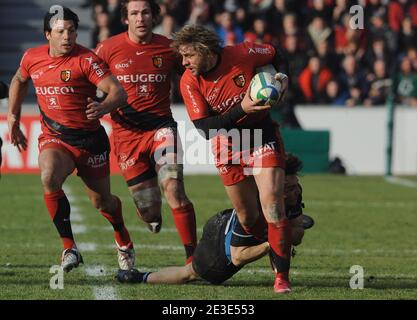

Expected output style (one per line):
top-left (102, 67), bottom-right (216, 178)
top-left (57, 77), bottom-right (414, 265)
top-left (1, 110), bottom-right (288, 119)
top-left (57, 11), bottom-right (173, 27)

top-left (0, 174), bottom-right (416, 300)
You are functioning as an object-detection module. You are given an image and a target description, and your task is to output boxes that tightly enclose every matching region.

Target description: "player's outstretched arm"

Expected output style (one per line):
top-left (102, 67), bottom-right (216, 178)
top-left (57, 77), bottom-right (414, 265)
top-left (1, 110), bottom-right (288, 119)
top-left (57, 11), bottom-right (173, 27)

top-left (147, 263), bottom-right (198, 284)
top-left (86, 75), bottom-right (127, 119)
top-left (8, 68), bottom-right (29, 151)
top-left (117, 263), bottom-right (198, 285)
top-left (231, 242), bottom-right (270, 267)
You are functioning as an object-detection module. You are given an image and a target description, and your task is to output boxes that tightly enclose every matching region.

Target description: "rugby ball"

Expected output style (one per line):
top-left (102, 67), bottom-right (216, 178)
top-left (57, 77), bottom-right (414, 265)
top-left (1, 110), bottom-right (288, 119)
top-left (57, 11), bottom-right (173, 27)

top-left (249, 72), bottom-right (281, 105)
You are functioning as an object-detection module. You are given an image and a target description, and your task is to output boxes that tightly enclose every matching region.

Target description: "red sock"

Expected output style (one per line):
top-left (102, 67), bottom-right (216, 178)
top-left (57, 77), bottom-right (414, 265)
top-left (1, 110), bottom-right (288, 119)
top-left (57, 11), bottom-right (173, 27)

top-left (268, 220), bottom-right (292, 272)
top-left (171, 203), bottom-right (197, 259)
top-left (242, 213), bottom-right (268, 241)
top-left (44, 190), bottom-right (74, 250)
top-left (100, 196), bottom-right (132, 248)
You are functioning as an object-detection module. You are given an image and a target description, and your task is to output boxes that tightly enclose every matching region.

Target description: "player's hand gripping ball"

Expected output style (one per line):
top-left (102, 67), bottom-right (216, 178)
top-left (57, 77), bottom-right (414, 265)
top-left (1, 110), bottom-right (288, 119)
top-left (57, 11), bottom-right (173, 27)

top-left (249, 72), bottom-right (287, 106)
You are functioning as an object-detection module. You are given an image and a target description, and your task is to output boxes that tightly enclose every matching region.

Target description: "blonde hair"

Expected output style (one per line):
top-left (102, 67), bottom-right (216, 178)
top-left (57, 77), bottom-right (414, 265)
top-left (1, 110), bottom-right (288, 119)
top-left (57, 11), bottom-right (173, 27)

top-left (172, 25), bottom-right (222, 56)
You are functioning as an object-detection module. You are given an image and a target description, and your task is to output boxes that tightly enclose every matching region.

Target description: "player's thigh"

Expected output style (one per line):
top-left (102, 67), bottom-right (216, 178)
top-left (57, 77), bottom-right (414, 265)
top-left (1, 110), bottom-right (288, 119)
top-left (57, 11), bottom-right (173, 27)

top-left (38, 147), bottom-right (75, 189)
top-left (224, 177), bottom-right (260, 227)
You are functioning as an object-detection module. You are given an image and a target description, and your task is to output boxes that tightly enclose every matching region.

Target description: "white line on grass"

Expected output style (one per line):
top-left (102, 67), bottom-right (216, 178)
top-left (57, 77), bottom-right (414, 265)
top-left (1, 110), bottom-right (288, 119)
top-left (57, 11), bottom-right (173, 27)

top-left (385, 176), bottom-right (417, 188)
top-left (63, 185), bottom-right (119, 300)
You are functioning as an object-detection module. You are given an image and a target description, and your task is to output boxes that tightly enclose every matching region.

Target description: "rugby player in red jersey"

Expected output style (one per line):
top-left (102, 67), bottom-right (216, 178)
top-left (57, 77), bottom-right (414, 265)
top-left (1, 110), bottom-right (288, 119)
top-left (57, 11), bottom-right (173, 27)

top-left (116, 153), bottom-right (315, 287)
top-left (172, 25), bottom-right (292, 293)
top-left (7, 6), bottom-right (135, 272)
top-left (95, 0), bottom-right (197, 263)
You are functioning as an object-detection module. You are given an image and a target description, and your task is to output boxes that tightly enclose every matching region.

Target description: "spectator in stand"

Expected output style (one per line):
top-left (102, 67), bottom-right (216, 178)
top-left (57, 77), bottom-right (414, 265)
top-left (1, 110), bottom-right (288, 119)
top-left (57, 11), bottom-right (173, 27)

top-left (244, 16), bottom-right (273, 44)
top-left (332, 0), bottom-right (350, 25)
top-left (283, 35), bottom-right (307, 105)
top-left (306, 0), bottom-right (333, 25)
top-left (364, 0), bottom-right (384, 29)
top-left (363, 37), bottom-right (393, 75)
top-left (388, 0), bottom-right (417, 34)
top-left (339, 55), bottom-right (368, 107)
top-left (322, 80), bottom-right (349, 106)
top-left (159, 0), bottom-right (190, 26)
top-left (298, 56), bottom-right (333, 103)
top-left (92, 10), bottom-right (111, 47)
top-left (406, 47), bottom-right (417, 71)
top-left (266, 0), bottom-right (287, 37)
top-left (186, 0), bottom-right (216, 31)
top-left (216, 11), bottom-right (244, 46)
top-left (247, 0), bottom-right (273, 17)
top-left (274, 13), bottom-right (305, 50)
top-left (395, 57), bottom-right (417, 107)
top-left (316, 39), bottom-right (340, 75)
top-left (305, 16), bottom-right (332, 56)
top-left (154, 14), bottom-right (178, 38)
top-left (368, 8), bottom-right (398, 55)
top-left (364, 59), bottom-right (392, 107)
top-left (334, 13), bottom-right (366, 59)
top-left (398, 16), bottom-right (417, 51)
top-left (106, 0), bottom-right (126, 36)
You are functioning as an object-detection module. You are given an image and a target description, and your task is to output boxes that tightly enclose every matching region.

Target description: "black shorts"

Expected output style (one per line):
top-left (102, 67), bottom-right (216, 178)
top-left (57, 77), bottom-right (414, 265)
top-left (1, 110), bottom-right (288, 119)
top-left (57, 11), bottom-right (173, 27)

top-left (192, 210), bottom-right (241, 285)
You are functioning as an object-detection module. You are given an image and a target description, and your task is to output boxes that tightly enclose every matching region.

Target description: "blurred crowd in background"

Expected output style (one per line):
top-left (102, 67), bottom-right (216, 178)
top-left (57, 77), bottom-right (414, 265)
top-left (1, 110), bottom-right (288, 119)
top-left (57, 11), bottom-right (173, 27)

top-left (83, 0), bottom-right (417, 108)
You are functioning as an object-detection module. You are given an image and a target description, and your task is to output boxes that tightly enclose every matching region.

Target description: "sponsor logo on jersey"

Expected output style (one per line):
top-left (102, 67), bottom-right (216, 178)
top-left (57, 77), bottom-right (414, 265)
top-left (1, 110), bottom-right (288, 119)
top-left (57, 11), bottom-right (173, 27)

top-left (115, 59), bottom-right (133, 70)
top-left (186, 84), bottom-right (199, 114)
top-left (117, 74), bottom-right (167, 83)
top-left (119, 156), bottom-right (137, 171)
top-left (87, 151), bottom-right (109, 168)
top-left (60, 70), bottom-right (71, 82)
top-left (31, 69), bottom-right (44, 80)
top-left (232, 74), bottom-right (246, 88)
top-left (212, 92), bottom-right (245, 113)
top-left (35, 86), bottom-right (75, 95)
top-left (248, 46), bottom-right (272, 55)
top-left (85, 56), bottom-right (106, 77)
top-left (46, 96), bottom-right (60, 109)
top-left (152, 56), bottom-right (163, 68)
top-left (252, 141), bottom-right (277, 158)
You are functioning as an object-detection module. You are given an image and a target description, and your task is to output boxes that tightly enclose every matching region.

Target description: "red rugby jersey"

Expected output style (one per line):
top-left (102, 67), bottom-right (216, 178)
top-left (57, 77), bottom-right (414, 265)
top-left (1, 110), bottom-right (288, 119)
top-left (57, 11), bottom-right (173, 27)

top-left (96, 32), bottom-right (181, 135)
top-left (20, 44), bottom-right (110, 132)
top-left (180, 42), bottom-right (276, 126)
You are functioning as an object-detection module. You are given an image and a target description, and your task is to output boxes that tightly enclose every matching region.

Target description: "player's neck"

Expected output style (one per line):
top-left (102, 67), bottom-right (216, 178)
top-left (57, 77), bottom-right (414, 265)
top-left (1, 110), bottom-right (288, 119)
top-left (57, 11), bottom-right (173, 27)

top-left (128, 29), bottom-right (153, 45)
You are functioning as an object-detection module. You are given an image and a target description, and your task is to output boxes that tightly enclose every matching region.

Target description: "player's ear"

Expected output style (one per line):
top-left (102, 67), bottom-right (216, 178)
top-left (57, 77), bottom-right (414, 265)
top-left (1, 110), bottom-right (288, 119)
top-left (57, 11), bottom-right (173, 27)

top-left (45, 31), bottom-right (51, 41)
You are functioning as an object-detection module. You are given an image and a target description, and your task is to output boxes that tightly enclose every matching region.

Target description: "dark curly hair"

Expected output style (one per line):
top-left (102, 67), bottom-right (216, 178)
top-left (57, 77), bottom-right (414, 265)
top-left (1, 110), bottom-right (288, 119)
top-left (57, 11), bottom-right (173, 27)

top-left (285, 153), bottom-right (303, 176)
top-left (43, 6), bottom-right (79, 33)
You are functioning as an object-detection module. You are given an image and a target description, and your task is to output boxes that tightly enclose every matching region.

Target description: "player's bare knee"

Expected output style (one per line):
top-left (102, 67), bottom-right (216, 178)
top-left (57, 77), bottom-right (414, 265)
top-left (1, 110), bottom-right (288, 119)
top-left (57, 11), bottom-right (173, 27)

top-left (40, 170), bottom-right (63, 191)
top-left (158, 163), bottom-right (183, 183)
top-left (132, 187), bottom-right (161, 219)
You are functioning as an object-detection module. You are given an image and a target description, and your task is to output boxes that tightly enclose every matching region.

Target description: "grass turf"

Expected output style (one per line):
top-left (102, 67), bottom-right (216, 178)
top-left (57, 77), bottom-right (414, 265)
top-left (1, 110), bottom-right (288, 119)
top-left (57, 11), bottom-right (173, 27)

top-left (0, 174), bottom-right (416, 300)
